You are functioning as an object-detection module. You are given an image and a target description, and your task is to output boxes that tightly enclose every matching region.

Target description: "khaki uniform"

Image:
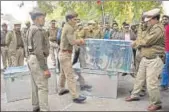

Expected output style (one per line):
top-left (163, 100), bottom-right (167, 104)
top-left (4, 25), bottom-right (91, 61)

top-left (26, 24), bottom-right (49, 111)
top-left (47, 28), bottom-right (58, 65)
top-left (59, 22), bottom-right (79, 99)
top-left (1, 30), bottom-right (9, 69)
top-left (131, 23), bottom-right (165, 106)
top-left (6, 31), bottom-right (24, 67)
top-left (86, 27), bottom-right (103, 39)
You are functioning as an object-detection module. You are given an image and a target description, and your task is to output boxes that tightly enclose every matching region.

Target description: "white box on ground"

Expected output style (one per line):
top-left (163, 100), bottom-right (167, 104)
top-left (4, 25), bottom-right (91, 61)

top-left (80, 72), bottom-right (118, 99)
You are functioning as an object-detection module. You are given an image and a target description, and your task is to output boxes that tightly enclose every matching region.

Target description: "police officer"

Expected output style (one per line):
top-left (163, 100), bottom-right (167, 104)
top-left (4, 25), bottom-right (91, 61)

top-left (86, 20), bottom-right (103, 39)
top-left (26, 7), bottom-right (50, 111)
top-left (22, 21), bottom-right (31, 58)
top-left (58, 10), bottom-right (86, 103)
top-left (47, 20), bottom-right (58, 66)
top-left (126, 8), bottom-right (164, 111)
top-left (1, 23), bottom-right (9, 70)
top-left (6, 21), bottom-right (24, 67)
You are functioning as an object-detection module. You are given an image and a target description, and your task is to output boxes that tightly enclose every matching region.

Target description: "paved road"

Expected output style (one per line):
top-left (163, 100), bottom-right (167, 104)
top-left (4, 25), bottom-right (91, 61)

top-left (1, 55), bottom-right (169, 111)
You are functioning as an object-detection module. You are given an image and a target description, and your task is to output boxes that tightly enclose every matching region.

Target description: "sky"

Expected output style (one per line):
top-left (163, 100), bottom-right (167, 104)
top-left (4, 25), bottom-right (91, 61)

top-left (1, 1), bottom-right (37, 29)
top-left (1, 1), bottom-right (169, 25)
top-left (1, 1), bottom-right (37, 21)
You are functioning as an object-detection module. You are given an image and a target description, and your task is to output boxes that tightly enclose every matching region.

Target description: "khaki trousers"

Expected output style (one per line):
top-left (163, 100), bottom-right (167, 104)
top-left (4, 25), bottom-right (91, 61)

top-left (49, 41), bottom-right (58, 65)
top-left (8, 47), bottom-right (24, 67)
top-left (28, 55), bottom-right (49, 111)
top-left (58, 52), bottom-right (78, 99)
top-left (131, 56), bottom-right (163, 105)
top-left (135, 49), bottom-right (146, 92)
top-left (1, 46), bottom-right (8, 69)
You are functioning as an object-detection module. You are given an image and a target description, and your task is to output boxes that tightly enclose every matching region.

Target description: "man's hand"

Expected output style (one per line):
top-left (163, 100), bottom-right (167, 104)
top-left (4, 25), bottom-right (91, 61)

top-left (44, 70), bottom-right (51, 78)
top-left (79, 39), bottom-right (85, 45)
top-left (76, 39), bottom-right (85, 45)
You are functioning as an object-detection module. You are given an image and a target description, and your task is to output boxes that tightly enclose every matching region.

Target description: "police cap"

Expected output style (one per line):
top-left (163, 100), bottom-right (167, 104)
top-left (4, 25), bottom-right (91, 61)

top-left (88, 20), bottom-right (96, 24)
top-left (13, 20), bottom-right (21, 25)
top-left (29, 7), bottom-right (46, 20)
top-left (65, 10), bottom-right (78, 18)
top-left (144, 8), bottom-right (160, 22)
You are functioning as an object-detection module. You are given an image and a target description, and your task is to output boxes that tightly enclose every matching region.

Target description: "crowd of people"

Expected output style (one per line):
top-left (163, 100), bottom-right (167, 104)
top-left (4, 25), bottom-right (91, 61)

top-left (1, 7), bottom-right (169, 111)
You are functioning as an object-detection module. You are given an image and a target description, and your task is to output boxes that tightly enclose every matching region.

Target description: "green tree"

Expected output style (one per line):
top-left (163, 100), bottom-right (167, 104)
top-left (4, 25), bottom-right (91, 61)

top-left (38, 1), bottom-right (162, 26)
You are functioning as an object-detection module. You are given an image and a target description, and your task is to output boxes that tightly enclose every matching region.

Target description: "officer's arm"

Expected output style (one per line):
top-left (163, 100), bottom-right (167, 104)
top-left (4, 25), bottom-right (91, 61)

top-left (5, 32), bottom-right (12, 46)
top-left (137, 25), bottom-right (142, 40)
top-left (33, 30), bottom-right (48, 71)
top-left (66, 27), bottom-right (84, 45)
top-left (134, 27), bottom-right (163, 47)
top-left (43, 30), bottom-right (50, 57)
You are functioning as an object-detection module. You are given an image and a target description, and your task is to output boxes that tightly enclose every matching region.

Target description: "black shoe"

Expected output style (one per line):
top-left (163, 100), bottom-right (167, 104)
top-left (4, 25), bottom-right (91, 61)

top-left (129, 89), bottom-right (133, 94)
top-left (73, 95), bottom-right (87, 103)
top-left (80, 85), bottom-right (92, 91)
top-left (130, 73), bottom-right (136, 78)
top-left (139, 91), bottom-right (146, 97)
top-left (58, 89), bottom-right (69, 96)
top-left (122, 73), bottom-right (128, 76)
top-left (33, 108), bottom-right (40, 112)
top-left (160, 85), bottom-right (168, 91)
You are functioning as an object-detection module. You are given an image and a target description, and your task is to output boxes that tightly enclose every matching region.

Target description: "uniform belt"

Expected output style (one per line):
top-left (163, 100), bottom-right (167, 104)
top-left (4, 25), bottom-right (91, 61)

top-left (144, 56), bottom-right (157, 59)
top-left (61, 50), bottom-right (72, 54)
top-left (50, 40), bottom-right (57, 42)
top-left (1, 45), bottom-right (6, 47)
top-left (17, 46), bottom-right (23, 49)
top-left (29, 52), bottom-right (35, 55)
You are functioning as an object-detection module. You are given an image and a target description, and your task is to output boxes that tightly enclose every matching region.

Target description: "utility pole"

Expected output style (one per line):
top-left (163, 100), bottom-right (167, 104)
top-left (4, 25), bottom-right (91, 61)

top-left (97, 0), bottom-right (105, 25)
top-left (101, 0), bottom-right (105, 25)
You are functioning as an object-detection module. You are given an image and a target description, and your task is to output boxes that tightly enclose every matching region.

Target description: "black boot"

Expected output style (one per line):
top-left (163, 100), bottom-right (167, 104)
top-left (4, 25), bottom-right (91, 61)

top-left (33, 108), bottom-right (40, 112)
top-left (122, 73), bottom-right (128, 76)
top-left (58, 89), bottom-right (69, 96)
top-left (73, 95), bottom-right (87, 103)
top-left (80, 85), bottom-right (92, 91)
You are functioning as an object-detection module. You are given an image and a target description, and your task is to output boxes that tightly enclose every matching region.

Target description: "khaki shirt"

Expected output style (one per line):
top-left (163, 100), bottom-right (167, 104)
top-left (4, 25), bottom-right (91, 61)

top-left (1, 30), bottom-right (8, 45)
top-left (6, 30), bottom-right (24, 51)
top-left (86, 28), bottom-right (103, 39)
top-left (26, 24), bottom-right (49, 71)
top-left (47, 28), bottom-right (58, 41)
top-left (60, 23), bottom-right (76, 51)
top-left (74, 29), bottom-right (86, 39)
top-left (16, 31), bottom-right (23, 47)
top-left (132, 23), bottom-right (165, 59)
